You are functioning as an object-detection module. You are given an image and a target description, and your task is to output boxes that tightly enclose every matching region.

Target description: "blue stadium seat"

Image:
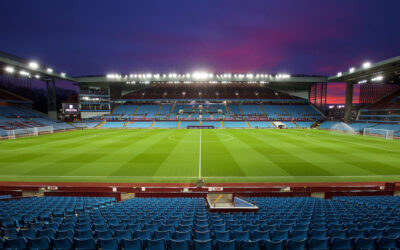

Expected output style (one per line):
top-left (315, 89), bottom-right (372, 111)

top-left (368, 228), bottom-right (385, 238)
top-left (174, 231), bottom-right (192, 242)
top-left (291, 230), bottom-right (308, 241)
top-left (252, 230), bottom-right (270, 242)
top-left (308, 238), bottom-right (329, 250)
top-left (170, 239), bottom-right (190, 250)
top-left (386, 228), bottom-right (400, 237)
top-left (310, 229), bottom-right (327, 239)
top-left (55, 230), bottom-right (74, 239)
top-left (135, 230), bottom-right (152, 241)
top-left (59, 223), bottom-right (75, 231)
top-left (195, 231), bottom-right (211, 241)
top-left (161, 224), bottom-right (176, 233)
top-left (74, 238), bottom-right (96, 249)
top-left (4, 238), bottom-right (27, 249)
top-left (37, 229), bottom-right (56, 238)
top-left (52, 237), bottom-right (74, 250)
top-left (271, 230), bottom-right (289, 241)
top-left (76, 223), bottom-right (91, 231)
top-left (262, 240), bottom-right (284, 250)
top-left (28, 237), bottom-right (50, 250)
top-left (76, 229), bottom-right (94, 240)
top-left (126, 223), bottom-right (141, 231)
top-left (95, 229), bottom-right (113, 239)
top-left (121, 238), bottom-right (142, 250)
top-left (329, 229), bottom-right (346, 238)
top-left (286, 239), bottom-right (307, 250)
top-left (114, 229), bottom-right (132, 240)
top-left (193, 239), bottom-right (212, 250)
top-left (3, 228), bottom-right (18, 239)
top-left (377, 237), bottom-right (397, 249)
top-left (354, 238), bottom-right (376, 250)
top-left (93, 223), bottom-right (109, 231)
top-left (19, 228), bottom-right (37, 239)
top-left (348, 229), bottom-right (366, 238)
top-left (330, 238), bottom-right (352, 250)
top-left (98, 238), bottom-right (119, 250)
top-left (240, 240), bottom-right (260, 250)
top-left (215, 240), bottom-right (235, 250)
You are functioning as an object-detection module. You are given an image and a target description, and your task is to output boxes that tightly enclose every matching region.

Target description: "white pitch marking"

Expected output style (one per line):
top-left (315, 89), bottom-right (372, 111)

top-left (199, 129), bottom-right (202, 179)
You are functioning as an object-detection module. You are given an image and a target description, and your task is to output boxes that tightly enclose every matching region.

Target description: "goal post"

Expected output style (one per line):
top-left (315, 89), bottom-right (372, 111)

top-left (7, 126), bottom-right (53, 139)
top-left (363, 128), bottom-right (394, 139)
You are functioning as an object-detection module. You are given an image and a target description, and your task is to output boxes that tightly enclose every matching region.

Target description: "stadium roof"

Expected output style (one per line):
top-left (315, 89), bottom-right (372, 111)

top-left (328, 55), bottom-right (400, 84)
top-left (0, 51), bottom-right (77, 82)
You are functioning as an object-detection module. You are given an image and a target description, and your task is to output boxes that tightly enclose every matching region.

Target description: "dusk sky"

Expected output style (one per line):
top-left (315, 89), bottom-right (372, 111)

top-left (1, 0), bottom-right (400, 103)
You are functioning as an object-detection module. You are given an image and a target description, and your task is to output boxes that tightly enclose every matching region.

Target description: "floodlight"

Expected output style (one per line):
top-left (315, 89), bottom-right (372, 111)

top-left (371, 75), bottom-right (383, 82)
top-left (246, 74), bottom-right (254, 79)
top-left (35, 74), bottom-right (40, 79)
top-left (47, 68), bottom-right (53, 73)
top-left (4, 66), bottom-right (14, 73)
top-left (337, 72), bottom-right (342, 77)
top-left (363, 61), bottom-right (371, 69)
top-left (60, 72), bottom-right (66, 78)
top-left (28, 61), bottom-right (39, 69)
top-left (349, 67), bottom-right (355, 73)
top-left (358, 80), bottom-right (367, 84)
top-left (19, 70), bottom-right (30, 76)
top-left (192, 72), bottom-right (209, 79)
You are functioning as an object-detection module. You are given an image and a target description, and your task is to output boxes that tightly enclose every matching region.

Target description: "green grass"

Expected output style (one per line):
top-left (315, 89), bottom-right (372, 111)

top-left (0, 128), bottom-right (400, 183)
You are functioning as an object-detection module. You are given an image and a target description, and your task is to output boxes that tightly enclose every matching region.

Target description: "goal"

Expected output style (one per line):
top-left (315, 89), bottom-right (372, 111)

top-left (363, 128), bottom-right (394, 139)
top-left (7, 126), bottom-right (54, 139)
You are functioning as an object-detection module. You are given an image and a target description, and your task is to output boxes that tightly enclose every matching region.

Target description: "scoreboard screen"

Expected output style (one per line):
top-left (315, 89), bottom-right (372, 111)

top-left (62, 103), bottom-right (79, 114)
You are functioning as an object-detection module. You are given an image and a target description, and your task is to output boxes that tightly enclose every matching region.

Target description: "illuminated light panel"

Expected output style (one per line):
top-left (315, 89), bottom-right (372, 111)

top-left (4, 66), bottom-right (14, 73)
top-left (28, 61), bottom-right (39, 69)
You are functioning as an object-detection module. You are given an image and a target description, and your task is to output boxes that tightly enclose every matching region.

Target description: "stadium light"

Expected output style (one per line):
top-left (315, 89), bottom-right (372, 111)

top-left (60, 72), bottom-right (66, 78)
top-left (358, 80), bottom-right (367, 84)
top-left (28, 61), bottom-right (39, 70)
top-left (246, 74), bottom-right (254, 79)
top-left (337, 72), bottom-right (342, 77)
top-left (19, 70), bottom-right (30, 76)
top-left (192, 72), bottom-right (209, 80)
top-left (371, 75), bottom-right (383, 82)
top-left (363, 61), bottom-right (371, 69)
top-left (4, 66), bottom-right (15, 73)
top-left (47, 68), bottom-right (53, 73)
top-left (35, 74), bottom-right (40, 79)
top-left (349, 67), bottom-right (355, 73)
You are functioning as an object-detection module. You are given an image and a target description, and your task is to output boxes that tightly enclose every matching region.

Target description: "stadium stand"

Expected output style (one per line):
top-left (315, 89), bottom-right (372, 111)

top-left (2, 196), bottom-right (400, 249)
top-left (102, 122), bottom-right (125, 128)
top-left (179, 121), bottom-right (200, 128)
top-left (248, 121), bottom-right (275, 128)
top-left (223, 121), bottom-right (249, 128)
top-left (126, 121), bottom-right (153, 128)
top-left (153, 121), bottom-right (179, 128)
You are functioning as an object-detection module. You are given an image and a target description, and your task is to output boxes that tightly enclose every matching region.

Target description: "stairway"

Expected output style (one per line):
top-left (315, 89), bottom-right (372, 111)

top-left (151, 121), bottom-right (155, 128)
top-left (95, 121), bottom-right (106, 128)
top-left (220, 121), bottom-right (224, 128)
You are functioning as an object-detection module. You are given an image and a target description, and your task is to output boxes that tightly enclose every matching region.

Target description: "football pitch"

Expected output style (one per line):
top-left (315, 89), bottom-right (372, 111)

top-left (0, 129), bottom-right (400, 183)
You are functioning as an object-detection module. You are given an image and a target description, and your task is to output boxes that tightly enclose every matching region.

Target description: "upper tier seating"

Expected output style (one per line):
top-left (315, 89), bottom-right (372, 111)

top-left (133, 105), bottom-right (159, 117)
top-left (158, 105), bottom-right (173, 116)
top-left (240, 105), bottom-right (264, 115)
top-left (112, 105), bottom-right (138, 117)
top-left (261, 105), bottom-right (286, 119)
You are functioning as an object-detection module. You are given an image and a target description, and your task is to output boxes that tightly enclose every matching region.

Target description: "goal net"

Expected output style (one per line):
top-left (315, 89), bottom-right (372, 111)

top-left (363, 128), bottom-right (394, 139)
top-left (7, 126), bottom-right (54, 139)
